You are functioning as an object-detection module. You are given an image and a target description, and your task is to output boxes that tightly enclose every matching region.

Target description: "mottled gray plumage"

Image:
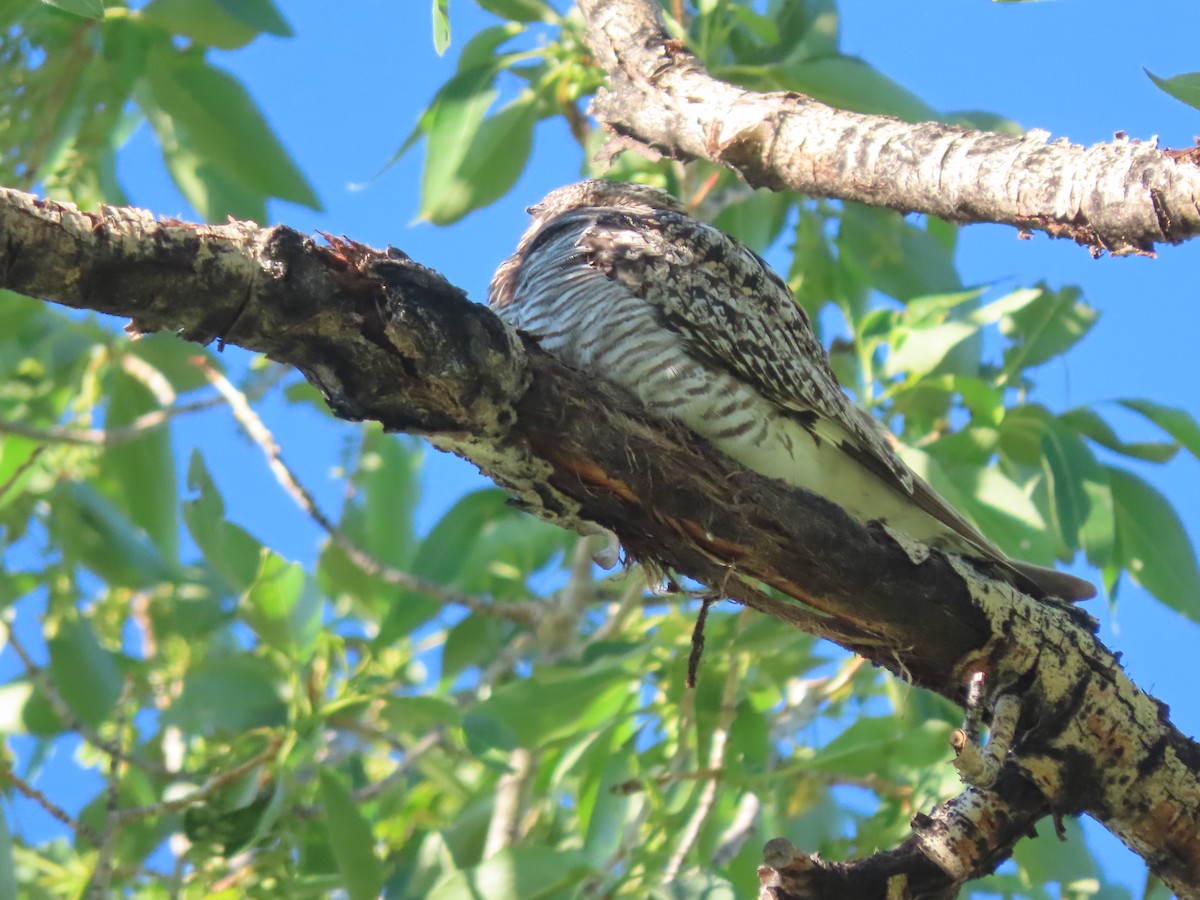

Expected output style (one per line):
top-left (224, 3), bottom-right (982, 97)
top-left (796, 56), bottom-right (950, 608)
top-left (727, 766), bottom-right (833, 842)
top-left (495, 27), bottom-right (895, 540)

top-left (490, 180), bottom-right (1095, 602)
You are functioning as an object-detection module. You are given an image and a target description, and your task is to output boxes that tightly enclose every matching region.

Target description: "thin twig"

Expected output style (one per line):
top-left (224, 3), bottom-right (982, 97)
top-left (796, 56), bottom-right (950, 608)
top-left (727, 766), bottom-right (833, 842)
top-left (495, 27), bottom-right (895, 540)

top-left (2, 621), bottom-right (170, 777)
top-left (112, 735), bottom-right (284, 825)
top-left (193, 358), bottom-right (539, 626)
top-left (1, 764), bottom-right (101, 843)
top-left (0, 444), bottom-right (46, 502)
top-left (292, 730), bottom-right (443, 819)
top-left (663, 613), bottom-right (747, 883)
top-left (483, 747), bottom-right (536, 859)
top-left (87, 678), bottom-right (135, 899)
top-left (0, 398), bottom-right (221, 446)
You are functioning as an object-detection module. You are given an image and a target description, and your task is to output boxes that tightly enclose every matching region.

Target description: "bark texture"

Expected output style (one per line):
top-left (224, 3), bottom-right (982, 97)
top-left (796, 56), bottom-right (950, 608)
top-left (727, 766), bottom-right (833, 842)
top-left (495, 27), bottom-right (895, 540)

top-left (578, 0), bottom-right (1200, 257)
top-left (2, 187), bottom-right (1199, 896)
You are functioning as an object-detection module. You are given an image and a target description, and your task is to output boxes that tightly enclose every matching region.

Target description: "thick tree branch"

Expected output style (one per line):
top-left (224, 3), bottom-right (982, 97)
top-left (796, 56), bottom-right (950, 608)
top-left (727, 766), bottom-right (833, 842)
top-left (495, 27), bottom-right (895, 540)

top-left (2, 187), bottom-right (1198, 895)
top-left (577, 0), bottom-right (1200, 256)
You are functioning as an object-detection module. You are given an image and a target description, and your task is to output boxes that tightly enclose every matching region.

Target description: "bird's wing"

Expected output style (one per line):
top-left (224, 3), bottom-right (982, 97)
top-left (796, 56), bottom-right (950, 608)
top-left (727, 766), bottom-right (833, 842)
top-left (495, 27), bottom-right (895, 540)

top-left (574, 207), bottom-right (1030, 565)
top-left (577, 210), bottom-right (911, 486)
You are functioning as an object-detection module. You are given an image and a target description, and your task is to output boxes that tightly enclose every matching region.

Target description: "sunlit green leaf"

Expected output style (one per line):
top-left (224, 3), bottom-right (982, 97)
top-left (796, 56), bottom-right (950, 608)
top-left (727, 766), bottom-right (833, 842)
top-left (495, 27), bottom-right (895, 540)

top-left (1108, 467), bottom-right (1200, 620)
top-left (477, 0), bottom-right (554, 23)
top-left (183, 452), bottom-right (264, 593)
top-left (777, 56), bottom-right (937, 122)
top-left (1039, 419), bottom-right (1114, 565)
top-left (1146, 69), bottom-right (1200, 112)
top-left (243, 551), bottom-right (323, 663)
top-left (141, 49), bottom-right (320, 214)
top-left (432, 0), bottom-right (450, 55)
top-left (837, 203), bottom-right (961, 303)
top-left (999, 285), bottom-right (1098, 378)
top-left (1059, 407), bottom-right (1179, 463)
top-left (1117, 398), bottom-right (1200, 461)
top-left (472, 663), bottom-right (633, 747)
top-left (39, 0), bottom-right (103, 19)
top-left (420, 91), bottom-right (538, 224)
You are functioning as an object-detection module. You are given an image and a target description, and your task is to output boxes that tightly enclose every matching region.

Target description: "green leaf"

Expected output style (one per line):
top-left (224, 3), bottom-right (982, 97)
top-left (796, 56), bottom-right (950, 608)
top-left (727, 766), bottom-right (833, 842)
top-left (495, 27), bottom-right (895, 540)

top-left (808, 717), bottom-right (952, 777)
top-left (427, 847), bottom-right (592, 900)
top-left (98, 367), bottom-right (179, 563)
top-left (420, 90), bottom-right (538, 224)
top-left (476, 0), bottom-right (554, 23)
top-left (1059, 407), bottom-right (1179, 463)
top-left (472, 663), bottom-right (633, 747)
top-left (142, 0), bottom-right (260, 49)
top-left (51, 482), bottom-right (175, 588)
top-left (344, 431), bottom-right (423, 569)
top-left (777, 56), bottom-right (937, 123)
top-left (837, 203), bottom-right (961, 303)
top-left (1117, 398), bottom-right (1200, 461)
top-left (0, 807), bottom-right (15, 900)
top-left (143, 97), bottom-right (268, 222)
top-left (999, 285), bottom-right (1098, 378)
top-left (412, 489), bottom-right (512, 584)
top-left (164, 656), bottom-right (287, 733)
top-left (712, 187), bottom-right (792, 253)
top-left (1039, 419), bottom-right (1114, 565)
top-left (242, 551), bottom-right (323, 663)
top-left (432, 0), bottom-right (450, 54)
top-left (39, 0), bottom-right (104, 19)
top-left (141, 50), bottom-right (320, 213)
top-left (1146, 69), bottom-right (1200, 112)
top-left (319, 770), bottom-right (386, 900)
top-left (47, 615), bottom-right (123, 729)
top-left (183, 452), bottom-right (264, 593)
top-left (212, 0), bottom-right (290, 36)
top-left (380, 696), bottom-right (464, 733)
top-left (1108, 467), bottom-right (1200, 620)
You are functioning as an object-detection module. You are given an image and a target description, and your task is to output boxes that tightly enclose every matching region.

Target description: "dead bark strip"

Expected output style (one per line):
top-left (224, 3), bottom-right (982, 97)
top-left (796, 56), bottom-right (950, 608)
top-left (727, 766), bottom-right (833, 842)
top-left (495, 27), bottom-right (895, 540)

top-left (2, 186), bottom-right (1198, 896)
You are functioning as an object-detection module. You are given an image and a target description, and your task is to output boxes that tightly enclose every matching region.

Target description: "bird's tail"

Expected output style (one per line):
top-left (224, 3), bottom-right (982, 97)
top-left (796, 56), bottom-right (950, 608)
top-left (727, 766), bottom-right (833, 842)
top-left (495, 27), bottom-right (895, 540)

top-left (1007, 560), bottom-right (1097, 602)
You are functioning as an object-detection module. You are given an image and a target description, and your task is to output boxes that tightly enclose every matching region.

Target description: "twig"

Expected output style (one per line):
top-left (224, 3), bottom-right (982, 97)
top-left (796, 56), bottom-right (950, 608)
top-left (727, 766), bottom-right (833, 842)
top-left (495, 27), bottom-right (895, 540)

top-left (1, 764), bottom-right (101, 844)
top-left (483, 747), bottom-right (536, 859)
top-left (87, 678), bottom-right (135, 899)
top-left (712, 791), bottom-right (761, 867)
top-left (292, 730), bottom-right (444, 819)
top-left (663, 615), bottom-right (746, 883)
top-left (2, 621), bottom-right (170, 777)
top-left (0, 444), bottom-right (45, 502)
top-left (685, 597), bottom-right (714, 689)
top-left (193, 357), bottom-right (539, 626)
top-left (0, 398), bottom-right (221, 446)
top-left (112, 735), bottom-right (284, 825)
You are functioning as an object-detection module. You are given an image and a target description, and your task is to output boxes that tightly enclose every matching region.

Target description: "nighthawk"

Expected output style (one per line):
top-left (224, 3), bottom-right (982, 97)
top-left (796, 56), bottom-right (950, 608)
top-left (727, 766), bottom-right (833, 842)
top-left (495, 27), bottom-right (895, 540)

top-left (489, 180), bottom-right (1096, 602)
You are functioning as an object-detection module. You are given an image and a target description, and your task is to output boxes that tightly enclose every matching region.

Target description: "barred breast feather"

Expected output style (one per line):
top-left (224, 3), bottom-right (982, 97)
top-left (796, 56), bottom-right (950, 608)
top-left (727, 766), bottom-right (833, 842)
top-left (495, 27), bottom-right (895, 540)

top-left (489, 180), bottom-right (1095, 602)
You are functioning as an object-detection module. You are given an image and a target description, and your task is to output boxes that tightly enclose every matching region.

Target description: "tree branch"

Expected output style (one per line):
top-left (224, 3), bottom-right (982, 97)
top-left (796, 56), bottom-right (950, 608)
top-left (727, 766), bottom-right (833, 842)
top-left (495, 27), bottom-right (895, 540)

top-left (2, 185), bottom-right (1198, 895)
top-left (577, 0), bottom-right (1200, 256)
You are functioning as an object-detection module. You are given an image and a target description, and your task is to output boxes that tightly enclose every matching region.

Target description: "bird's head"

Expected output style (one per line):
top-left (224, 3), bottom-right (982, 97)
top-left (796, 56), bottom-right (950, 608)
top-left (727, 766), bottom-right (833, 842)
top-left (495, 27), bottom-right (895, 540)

top-left (524, 180), bottom-right (686, 231)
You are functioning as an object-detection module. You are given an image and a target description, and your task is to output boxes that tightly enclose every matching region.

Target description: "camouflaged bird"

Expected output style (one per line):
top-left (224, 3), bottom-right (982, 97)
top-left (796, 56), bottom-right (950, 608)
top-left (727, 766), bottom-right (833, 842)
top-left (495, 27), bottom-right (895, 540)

top-left (489, 180), bottom-right (1095, 602)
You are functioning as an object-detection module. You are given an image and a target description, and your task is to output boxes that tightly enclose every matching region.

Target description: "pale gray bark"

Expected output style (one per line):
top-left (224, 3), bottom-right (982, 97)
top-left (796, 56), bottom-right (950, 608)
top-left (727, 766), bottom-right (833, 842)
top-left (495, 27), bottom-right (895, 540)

top-left (578, 0), bottom-right (1200, 257)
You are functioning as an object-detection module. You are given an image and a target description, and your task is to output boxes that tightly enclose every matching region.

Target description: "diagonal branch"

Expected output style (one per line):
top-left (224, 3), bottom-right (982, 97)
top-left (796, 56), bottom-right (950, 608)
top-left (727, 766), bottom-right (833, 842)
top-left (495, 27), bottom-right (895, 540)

top-left (576, 0), bottom-right (1200, 256)
top-left (2, 185), bottom-right (1198, 895)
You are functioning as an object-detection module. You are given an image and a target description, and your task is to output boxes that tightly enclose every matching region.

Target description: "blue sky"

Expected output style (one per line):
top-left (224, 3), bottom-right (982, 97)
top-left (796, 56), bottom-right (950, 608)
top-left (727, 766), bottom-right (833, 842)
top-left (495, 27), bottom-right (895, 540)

top-left (10, 0), bottom-right (1200, 893)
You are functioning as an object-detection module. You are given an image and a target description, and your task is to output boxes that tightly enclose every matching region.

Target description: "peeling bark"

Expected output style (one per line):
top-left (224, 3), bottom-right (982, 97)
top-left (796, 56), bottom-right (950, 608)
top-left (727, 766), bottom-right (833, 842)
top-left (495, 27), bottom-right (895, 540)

top-left (577, 0), bottom-right (1200, 257)
top-left (2, 186), bottom-right (1199, 896)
